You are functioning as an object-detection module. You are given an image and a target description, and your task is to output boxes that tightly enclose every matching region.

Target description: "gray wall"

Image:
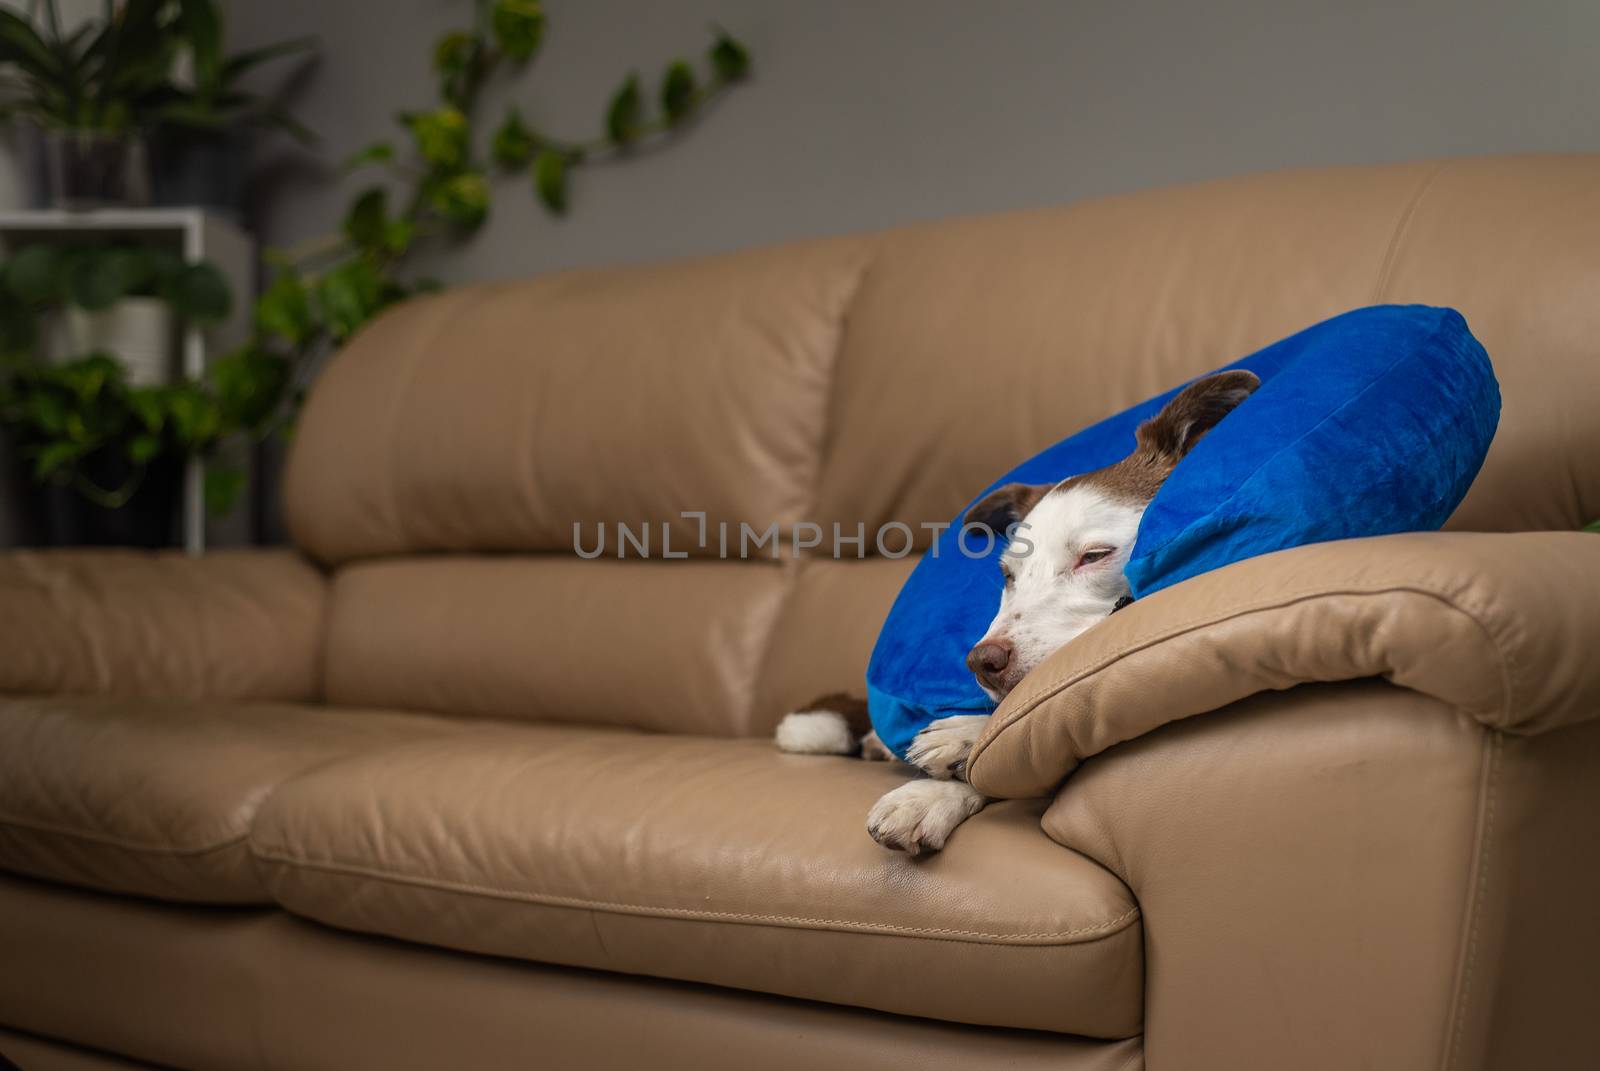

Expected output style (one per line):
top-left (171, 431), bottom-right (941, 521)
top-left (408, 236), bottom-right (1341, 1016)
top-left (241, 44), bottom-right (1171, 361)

top-left (233, 0), bottom-right (1600, 283)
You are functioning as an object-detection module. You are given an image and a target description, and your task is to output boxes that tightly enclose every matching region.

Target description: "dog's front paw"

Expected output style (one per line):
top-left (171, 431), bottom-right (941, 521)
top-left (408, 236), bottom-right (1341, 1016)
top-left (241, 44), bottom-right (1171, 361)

top-left (905, 715), bottom-right (990, 780)
top-left (866, 779), bottom-right (986, 856)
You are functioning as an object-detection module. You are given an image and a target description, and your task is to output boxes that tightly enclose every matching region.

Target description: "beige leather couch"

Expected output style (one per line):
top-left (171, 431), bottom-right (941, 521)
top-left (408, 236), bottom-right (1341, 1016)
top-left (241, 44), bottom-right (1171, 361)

top-left (3, 155), bottom-right (1598, 1071)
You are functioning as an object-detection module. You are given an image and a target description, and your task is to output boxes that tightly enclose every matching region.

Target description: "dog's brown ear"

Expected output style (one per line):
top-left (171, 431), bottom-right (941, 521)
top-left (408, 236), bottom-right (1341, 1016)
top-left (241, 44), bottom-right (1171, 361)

top-left (964, 482), bottom-right (1051, 535)
top-left (1136, 370), bottom-right (1260, 463)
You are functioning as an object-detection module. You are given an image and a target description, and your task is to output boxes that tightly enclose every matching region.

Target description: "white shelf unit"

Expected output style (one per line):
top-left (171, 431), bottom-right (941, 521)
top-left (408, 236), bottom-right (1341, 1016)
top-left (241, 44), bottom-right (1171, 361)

top-left (0, 208), bottom-right (256, 554)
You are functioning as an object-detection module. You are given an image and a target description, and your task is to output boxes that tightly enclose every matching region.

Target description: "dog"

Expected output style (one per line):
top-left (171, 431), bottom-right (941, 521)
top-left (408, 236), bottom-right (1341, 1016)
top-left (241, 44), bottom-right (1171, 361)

top-left (775, 370), bottom-right (1260, 854)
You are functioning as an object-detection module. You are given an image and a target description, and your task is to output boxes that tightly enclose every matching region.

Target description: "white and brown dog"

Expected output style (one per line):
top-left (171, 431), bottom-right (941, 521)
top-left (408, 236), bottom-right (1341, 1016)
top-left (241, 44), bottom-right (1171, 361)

top-left (776, 370), bottom-right (1259, 854)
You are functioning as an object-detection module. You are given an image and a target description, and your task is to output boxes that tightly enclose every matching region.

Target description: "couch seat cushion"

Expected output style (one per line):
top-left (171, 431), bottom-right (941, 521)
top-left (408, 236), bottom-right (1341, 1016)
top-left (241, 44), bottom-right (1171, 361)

top-left (249, 726), bottom-right (1143, 1037)
top-left (0, 696), bottom-right (457, 903)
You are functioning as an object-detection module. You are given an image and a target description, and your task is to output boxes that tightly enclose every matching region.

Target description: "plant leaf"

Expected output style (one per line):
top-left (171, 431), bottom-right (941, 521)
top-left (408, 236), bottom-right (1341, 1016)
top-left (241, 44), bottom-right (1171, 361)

top-left (1583, 518), bottom-right (1600, 534)
top-left (383, 218), bottom-right (416, 257)
top-left (533, 149), bottom-right (567, 214)
top-left (256, 99), bottom-right (319, 145)
top-left (0, 286), bottom-right (37, 354)
top-left (709, 28), bottom-right (750, 82)
top-left (491, 0), bottom-right (545, 63)
top-left (491, 107), bottom-right (536, 168)
top-left (176, 0), bottom-right (224, 89)
top-left (211, 346), bottom-right (291, 429)
top-left (255, 271), bottom-right (314, 346)
top-left (406, 106), bottom-right (470, 170)
top-left (144, 248), bottom-right (187, 291)
top-left (341, 141), bottom-right (394, 173)
top-left (431, 172), bottom-right (491, 230)
top-left (127, 432), bottom-right (162, 464)
top-left (164, 383), bottom-right (223, 450)
top-left (0, 9), bottom-right (64, 82)
top-left (105, 248), bottom-right (154, 296)
top-left (64, 250), bottom-right (126, 311)
top-left (315, 259), bottom-right (385, 340)
top-left (23, 391), bottom-right (68, 435)
top-left (343, 187), bottom-right (389, 251)
top-left (5, 244), bottom-right (64, 304)
top-left (32, 441), bottom-right (80, 481)
top-left (432, 30), bottom-right (480, 106)
top-left (166, 263), bottom-right (232, 324)
top-left (204, 465), bottom-right (245, 515)
top-left (220, 35), bottom-right (318, 84)
top-left (126, 387), bottom-right (165, 432)
top-left (605, 73), bottom-right (642, 145)
top-left (660, 60), bottom-right (696, 124)
top-left (432, 31), bottom-right (476, 76)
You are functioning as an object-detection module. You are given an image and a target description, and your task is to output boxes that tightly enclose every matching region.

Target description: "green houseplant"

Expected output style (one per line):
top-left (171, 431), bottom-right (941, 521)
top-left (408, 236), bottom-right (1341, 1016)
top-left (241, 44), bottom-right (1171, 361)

top-left (0, 0), bottom-right (175, 206)
top-left (0, 1), bottom-right (751, 548)
top-left (143, 0), bottom-right (319, 213)
top-left (0, 242), bottom-right (243, 544)
top-left (242, 5), bottom-right (752, 446)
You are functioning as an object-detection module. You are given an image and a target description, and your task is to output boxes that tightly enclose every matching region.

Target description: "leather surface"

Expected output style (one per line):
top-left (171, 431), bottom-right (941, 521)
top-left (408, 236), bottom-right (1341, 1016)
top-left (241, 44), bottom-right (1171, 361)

top-left (325, 554), bottom-right (912, 739)
top-left (0, 1029), bottom-right (163, 1070)
top-left (286, 156), bottom-right (1600, 570)
top-left (283, 155), bottom-right (1600, 755)
top-left (1447, 718), bottom-right (1600, 1071)
top-left (0, 696), bottom-right (457, 902)
top-left (1044, 683), bottom-right (1484, 1070)
top-left (323, 556), bottom-right (788, 735)
top-left (0, 549), bottom-right (324, 702)
top-left (283, 239), bottom-right (873, 565)
top-left (750, 557), bottom-right (915, 734)
top-left (249, 726), bottom-right (1142, 1036)
top-left (969, 530), bottom-right (1600, 798)
top-left (1378, 156), bottom-right (1600, 533)
top-left (0, 873), bottom-right (1144, 1071)
top-left (1043, 682), bottom-right (1600, 1070)
top-left (7, 155), bottom-right (1600, 1067)
top-left (817, 161), bottom-right (1433, 547)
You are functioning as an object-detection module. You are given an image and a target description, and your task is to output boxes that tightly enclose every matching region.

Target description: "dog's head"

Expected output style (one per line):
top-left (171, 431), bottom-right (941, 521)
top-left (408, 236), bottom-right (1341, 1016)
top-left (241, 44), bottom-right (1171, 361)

top-left (962, 370), bottom-right (1259, 700)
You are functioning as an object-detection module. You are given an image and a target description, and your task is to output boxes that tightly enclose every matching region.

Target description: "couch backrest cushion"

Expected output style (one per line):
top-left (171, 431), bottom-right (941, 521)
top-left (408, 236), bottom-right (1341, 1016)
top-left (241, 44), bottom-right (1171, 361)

top-left (287, 155), bottom-right (1600, 735)
top-left (321, 555), bottom-right (914, 734)
top-left (285, 238), bottom-right (872, 564)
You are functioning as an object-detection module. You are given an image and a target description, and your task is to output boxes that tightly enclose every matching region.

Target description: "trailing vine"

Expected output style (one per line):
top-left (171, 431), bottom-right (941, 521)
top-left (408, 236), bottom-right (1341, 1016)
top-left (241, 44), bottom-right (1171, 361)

top-left (3, 1), bottom-right (751, 518)
top-left (245, 3), bottom-right (752, 436)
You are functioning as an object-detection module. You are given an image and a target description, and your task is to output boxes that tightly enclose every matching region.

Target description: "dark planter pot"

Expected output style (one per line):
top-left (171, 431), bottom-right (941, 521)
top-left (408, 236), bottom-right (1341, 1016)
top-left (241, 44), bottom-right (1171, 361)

top-left (43, 129), bottom-right (145, 209)
top-left (29, 452), bottom-right (184, 549)
top-left (149, 127), bottom-right (250, 217)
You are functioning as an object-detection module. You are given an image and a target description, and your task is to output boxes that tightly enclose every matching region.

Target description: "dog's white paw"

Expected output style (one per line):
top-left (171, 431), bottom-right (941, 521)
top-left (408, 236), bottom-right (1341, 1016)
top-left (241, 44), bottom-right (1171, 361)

top-left (775, 710), bottom-right (855, 755)
top-left (904, 715), bottom-right (990, 780)
top-left (866, 779), bottom-right (986, 856)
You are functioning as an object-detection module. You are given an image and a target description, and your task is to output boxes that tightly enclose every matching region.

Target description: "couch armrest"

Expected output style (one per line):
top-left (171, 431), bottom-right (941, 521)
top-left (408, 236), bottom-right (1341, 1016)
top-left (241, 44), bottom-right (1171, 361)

top-left (1041, 681), bottom-right (1600, 1070)
top-left (968, 531), bottom-right (1600, 799)
top-left (0, 549), bottom-right (326, 701)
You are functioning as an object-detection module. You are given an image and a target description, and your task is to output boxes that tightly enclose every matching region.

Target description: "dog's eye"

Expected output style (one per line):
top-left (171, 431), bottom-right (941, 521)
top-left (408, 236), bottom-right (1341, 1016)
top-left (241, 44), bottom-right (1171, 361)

top-left (999, 562), bottom-right (1015, 586)
top-left (1075, 547), bottom-right (1114, 569)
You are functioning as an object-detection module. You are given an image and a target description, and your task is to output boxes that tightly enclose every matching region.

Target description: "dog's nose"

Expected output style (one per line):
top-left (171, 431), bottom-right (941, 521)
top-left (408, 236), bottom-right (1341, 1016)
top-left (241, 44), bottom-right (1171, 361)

top-left (967, 639), bottom-right (1014, 693)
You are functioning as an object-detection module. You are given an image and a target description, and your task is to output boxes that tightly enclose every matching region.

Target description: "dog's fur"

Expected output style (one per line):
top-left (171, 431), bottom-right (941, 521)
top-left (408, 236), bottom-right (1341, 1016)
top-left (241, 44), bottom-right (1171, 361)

top-left (776, 371), bottom-right (1259, 854)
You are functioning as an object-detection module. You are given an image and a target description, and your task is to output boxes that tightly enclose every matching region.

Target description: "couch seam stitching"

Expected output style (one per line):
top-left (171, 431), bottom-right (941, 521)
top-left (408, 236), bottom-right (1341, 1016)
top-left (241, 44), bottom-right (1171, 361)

top-left (1443, 729), bottom-right (1501, 1071)
top-left (743, 244), bottom-right (880, 726)
top-left (991, 582), bottom-right (1504, 733)
top-left (806, 244), bottom-right (878, 525)
top-left (248, 845), bottom-right (1140, 945)
top-left (971, 581), bottom-right (1514, 776)
top-left (0, 813), bottom-right (249, 857)
top-left (1372, 158), bottom-right (1450, 302)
